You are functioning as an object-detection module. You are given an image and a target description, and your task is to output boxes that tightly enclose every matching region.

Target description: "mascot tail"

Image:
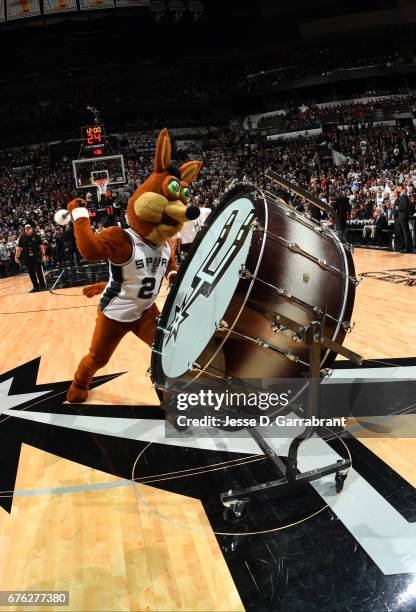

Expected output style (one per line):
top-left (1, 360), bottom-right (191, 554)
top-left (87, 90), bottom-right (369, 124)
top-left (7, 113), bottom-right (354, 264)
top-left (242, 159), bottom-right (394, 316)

top-left (83, 282), bottom-right (107, 298)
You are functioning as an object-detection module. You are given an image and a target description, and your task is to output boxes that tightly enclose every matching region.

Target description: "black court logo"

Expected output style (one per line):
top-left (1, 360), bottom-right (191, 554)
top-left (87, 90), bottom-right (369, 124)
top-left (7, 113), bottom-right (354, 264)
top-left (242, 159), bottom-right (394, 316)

top-left (361, 268), bottom-right (416, 286)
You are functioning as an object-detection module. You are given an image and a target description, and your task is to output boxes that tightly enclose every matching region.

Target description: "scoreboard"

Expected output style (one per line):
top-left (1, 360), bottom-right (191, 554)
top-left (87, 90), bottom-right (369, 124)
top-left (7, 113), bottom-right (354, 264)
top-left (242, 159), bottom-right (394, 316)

top-left (81, 125), bottom-right (106, 156)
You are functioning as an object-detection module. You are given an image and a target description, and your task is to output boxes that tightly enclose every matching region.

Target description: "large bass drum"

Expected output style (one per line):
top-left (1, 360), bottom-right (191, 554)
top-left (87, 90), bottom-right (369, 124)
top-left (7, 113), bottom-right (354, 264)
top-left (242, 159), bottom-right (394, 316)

top-left (151, 182), bottom-right (357, 391)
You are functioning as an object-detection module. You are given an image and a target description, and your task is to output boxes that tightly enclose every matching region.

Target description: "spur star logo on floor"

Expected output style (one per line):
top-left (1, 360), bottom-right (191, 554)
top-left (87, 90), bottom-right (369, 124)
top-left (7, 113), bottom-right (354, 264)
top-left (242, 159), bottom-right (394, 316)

top-left (0, 357), bottom-right (122, 514)
top-left (361, 268), bottom-right (416, 286)
top-left (1, 357), bottom-right (416, 577)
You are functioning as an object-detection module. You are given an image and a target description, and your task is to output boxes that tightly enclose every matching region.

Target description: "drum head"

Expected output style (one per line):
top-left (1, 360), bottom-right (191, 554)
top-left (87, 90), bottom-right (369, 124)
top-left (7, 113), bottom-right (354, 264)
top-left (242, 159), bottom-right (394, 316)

top-left (152, 185), bottom-right (260, 387)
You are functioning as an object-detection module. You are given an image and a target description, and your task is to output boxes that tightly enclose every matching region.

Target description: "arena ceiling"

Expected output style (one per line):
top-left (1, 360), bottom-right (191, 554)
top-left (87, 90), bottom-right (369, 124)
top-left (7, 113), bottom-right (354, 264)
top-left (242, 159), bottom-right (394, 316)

top-left (0, 0), bottom-right (414, 82)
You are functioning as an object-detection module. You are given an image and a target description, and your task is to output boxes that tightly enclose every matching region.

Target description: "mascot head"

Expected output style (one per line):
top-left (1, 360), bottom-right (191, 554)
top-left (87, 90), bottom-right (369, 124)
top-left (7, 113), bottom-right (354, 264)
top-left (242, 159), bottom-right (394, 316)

top-left (127, 128), bottom-right (202, 245)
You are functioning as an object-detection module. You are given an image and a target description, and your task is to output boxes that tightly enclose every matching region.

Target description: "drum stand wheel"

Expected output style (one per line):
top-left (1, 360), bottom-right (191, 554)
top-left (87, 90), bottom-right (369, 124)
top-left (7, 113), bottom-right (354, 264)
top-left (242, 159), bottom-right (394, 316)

top-left (220, 321), bottom-right (362, 515)
top-left (222, 498), bottom-right (250, 524)
top-left (335, 461), bottom-right (349, 493)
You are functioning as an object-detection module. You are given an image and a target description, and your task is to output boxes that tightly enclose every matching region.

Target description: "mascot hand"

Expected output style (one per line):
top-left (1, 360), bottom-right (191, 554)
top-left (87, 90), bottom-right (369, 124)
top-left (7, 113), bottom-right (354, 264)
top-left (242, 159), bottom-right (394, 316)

top-left (167, 270), bottom-right (177, 286)
top-left (67, 198), bottom-right (87, 213)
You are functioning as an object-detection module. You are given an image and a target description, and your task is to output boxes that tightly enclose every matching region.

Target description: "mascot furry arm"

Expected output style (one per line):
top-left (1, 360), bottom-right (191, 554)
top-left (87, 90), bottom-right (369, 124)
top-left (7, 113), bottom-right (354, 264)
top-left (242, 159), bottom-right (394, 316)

top-left (66, 128), bottom-right (202, 403)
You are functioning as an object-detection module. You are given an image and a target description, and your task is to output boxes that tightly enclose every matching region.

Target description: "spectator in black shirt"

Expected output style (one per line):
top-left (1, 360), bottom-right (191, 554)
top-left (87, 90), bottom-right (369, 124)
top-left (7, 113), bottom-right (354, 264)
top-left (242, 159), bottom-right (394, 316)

top-left (396, 184), bottom-right (413, 253)
top-left (15, 224), bottom-right (47, 292)
top-left (333, 192), bottom-right (351, 241)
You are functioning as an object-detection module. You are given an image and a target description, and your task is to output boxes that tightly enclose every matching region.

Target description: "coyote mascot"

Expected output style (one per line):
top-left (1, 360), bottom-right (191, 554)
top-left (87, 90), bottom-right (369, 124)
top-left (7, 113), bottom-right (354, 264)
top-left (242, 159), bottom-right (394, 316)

top-left (66, 128), bottom-right (202, 403)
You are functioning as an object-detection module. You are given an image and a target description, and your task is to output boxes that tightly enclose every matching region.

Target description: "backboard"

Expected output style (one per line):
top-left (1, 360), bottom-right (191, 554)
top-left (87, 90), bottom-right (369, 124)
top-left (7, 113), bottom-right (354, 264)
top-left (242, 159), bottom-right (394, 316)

top-left (72, 154), bottom-right (126, 189)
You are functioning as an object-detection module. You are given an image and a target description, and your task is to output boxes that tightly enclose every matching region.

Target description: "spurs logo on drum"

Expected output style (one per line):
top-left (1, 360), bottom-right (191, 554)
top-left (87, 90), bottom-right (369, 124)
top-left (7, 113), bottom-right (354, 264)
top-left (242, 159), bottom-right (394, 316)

top-left (164, 209), bottom-right (255, 347)
top-left (361, 268), bottom-right (416, 286)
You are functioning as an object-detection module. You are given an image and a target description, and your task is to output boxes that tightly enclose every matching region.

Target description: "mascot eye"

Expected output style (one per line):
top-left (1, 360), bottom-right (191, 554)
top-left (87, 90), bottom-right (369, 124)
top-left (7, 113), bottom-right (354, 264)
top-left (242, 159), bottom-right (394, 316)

top-left (168, 180), bottom-right (180, 197)
top-left (182, 186), bottom-right (191, 202)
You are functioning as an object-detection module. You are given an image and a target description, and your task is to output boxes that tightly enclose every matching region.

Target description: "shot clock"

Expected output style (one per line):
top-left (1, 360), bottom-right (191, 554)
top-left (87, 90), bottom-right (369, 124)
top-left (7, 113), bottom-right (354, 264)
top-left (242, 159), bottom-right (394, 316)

top-left (81, 125), bottom-right (106, 156)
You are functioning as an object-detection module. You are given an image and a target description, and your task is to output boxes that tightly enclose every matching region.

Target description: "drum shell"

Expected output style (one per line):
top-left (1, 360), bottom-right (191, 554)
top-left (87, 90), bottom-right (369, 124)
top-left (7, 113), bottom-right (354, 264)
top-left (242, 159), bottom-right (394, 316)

top-left (217, 190), bottom-right (355, 380)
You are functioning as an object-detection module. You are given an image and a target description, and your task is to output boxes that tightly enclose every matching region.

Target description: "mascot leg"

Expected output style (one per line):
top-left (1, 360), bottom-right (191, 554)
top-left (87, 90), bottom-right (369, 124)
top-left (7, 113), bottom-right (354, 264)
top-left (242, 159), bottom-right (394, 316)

top-left (67, 310), bottom-right (131, 403)
top-left (132, 302), bottom-right (160, 347)
top-left (132, 303), bottom-right (166, 405)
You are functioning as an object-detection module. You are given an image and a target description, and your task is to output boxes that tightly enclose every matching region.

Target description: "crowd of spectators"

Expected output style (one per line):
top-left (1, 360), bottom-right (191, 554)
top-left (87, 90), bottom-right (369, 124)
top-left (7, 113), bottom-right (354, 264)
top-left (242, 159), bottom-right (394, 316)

top-left (257, 96), bottom-right (414, 133)
top-left (1, 117), bottom-right (416, 277)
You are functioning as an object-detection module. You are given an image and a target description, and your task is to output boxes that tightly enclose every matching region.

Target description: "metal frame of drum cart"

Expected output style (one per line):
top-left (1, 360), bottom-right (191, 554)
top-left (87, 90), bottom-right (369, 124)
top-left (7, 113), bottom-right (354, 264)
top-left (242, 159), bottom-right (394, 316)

top-left (220, 172), bottom-right (363, 522)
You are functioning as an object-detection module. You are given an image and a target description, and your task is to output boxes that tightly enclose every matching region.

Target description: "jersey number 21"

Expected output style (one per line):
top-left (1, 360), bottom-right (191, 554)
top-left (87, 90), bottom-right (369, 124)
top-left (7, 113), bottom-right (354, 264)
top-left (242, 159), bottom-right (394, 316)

top-left (138, 276), bottom-right (163, 300)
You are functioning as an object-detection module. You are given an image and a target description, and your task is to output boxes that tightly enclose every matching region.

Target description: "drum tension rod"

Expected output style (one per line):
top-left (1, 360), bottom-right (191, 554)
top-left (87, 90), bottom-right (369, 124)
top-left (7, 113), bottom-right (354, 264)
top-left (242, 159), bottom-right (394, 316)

top-left (248, 302), bottom-right (356, 358)
top-left (190, 364), bottom-right (231, 382)
top-left (217, 323), bottom-right (312, 369)
top-left (249, 220), bottom-right (359, 284)
top-left (151, 346), bottom-right (165, 356)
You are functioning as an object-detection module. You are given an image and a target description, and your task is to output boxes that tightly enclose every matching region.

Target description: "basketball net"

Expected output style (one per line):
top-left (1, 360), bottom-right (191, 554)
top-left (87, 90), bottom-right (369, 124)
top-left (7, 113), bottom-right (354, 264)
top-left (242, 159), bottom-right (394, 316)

top-left (92, 177), bottom-right (109, 200)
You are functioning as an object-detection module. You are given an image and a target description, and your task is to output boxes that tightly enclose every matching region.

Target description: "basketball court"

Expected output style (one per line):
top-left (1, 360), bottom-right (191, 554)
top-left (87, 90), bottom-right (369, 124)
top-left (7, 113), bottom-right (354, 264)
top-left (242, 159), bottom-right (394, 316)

top-left (0, 248), bottom-right (415, 612)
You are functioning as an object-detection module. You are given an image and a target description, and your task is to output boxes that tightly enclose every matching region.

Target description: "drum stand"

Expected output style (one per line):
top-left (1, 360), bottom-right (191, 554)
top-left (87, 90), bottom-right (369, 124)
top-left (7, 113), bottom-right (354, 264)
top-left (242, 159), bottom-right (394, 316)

top-left (220, 320), bottom-right (362, 522)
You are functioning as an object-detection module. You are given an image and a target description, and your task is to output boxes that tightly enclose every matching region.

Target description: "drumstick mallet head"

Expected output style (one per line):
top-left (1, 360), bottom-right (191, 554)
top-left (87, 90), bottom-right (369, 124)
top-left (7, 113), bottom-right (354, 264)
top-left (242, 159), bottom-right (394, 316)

top-left (54, 209), bottom-right (72, 226)
top-left (185, 206), bottom-right (200, 220)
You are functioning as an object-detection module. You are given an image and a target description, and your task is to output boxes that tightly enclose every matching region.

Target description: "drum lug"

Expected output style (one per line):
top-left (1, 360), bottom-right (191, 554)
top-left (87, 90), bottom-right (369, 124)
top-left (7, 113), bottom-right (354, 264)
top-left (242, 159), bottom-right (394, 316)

top-left (342, 321), bottom-right (355, 333)
top-left (271, 322), bottom-right (285, 333)
top-left (239, 265), bottom-right (252, 279)
top-left (217, 320), bottom-right (229, 330)
top-left (292, 333), bottom-right (303, 343)
top-left (321, 368), bottom-right (333, 379)
top-left (157, 325), bottom-right (169, 333)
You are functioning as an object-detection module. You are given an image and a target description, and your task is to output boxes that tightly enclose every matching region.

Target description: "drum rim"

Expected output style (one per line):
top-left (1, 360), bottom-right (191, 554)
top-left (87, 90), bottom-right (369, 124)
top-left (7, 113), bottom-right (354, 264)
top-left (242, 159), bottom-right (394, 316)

top-left (190, 187), bottom-right (268, 385)
top-left (150, 182), bottom-right (264, 388)
top-left (320, 225), bottom-right (351, 367)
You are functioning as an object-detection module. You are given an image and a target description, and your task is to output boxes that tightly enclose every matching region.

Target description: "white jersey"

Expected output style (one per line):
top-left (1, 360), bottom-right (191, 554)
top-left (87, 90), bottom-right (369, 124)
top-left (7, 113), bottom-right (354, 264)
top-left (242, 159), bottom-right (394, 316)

top-left (100, 227), bottom-right (171, 323)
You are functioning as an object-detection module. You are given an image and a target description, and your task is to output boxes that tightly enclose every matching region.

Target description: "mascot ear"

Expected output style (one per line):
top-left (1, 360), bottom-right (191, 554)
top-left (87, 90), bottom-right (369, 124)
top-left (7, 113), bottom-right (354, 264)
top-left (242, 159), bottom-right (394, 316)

top-left (179, 160), bottom-right (203, 184)
top-left (154, 128), bottom-right (172, 173)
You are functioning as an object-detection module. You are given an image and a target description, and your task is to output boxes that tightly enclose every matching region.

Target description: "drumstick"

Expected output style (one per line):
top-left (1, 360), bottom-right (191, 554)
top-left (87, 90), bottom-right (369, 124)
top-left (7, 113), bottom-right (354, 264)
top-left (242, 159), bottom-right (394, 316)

top-left (265, 169), bottom-right (337, 218)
